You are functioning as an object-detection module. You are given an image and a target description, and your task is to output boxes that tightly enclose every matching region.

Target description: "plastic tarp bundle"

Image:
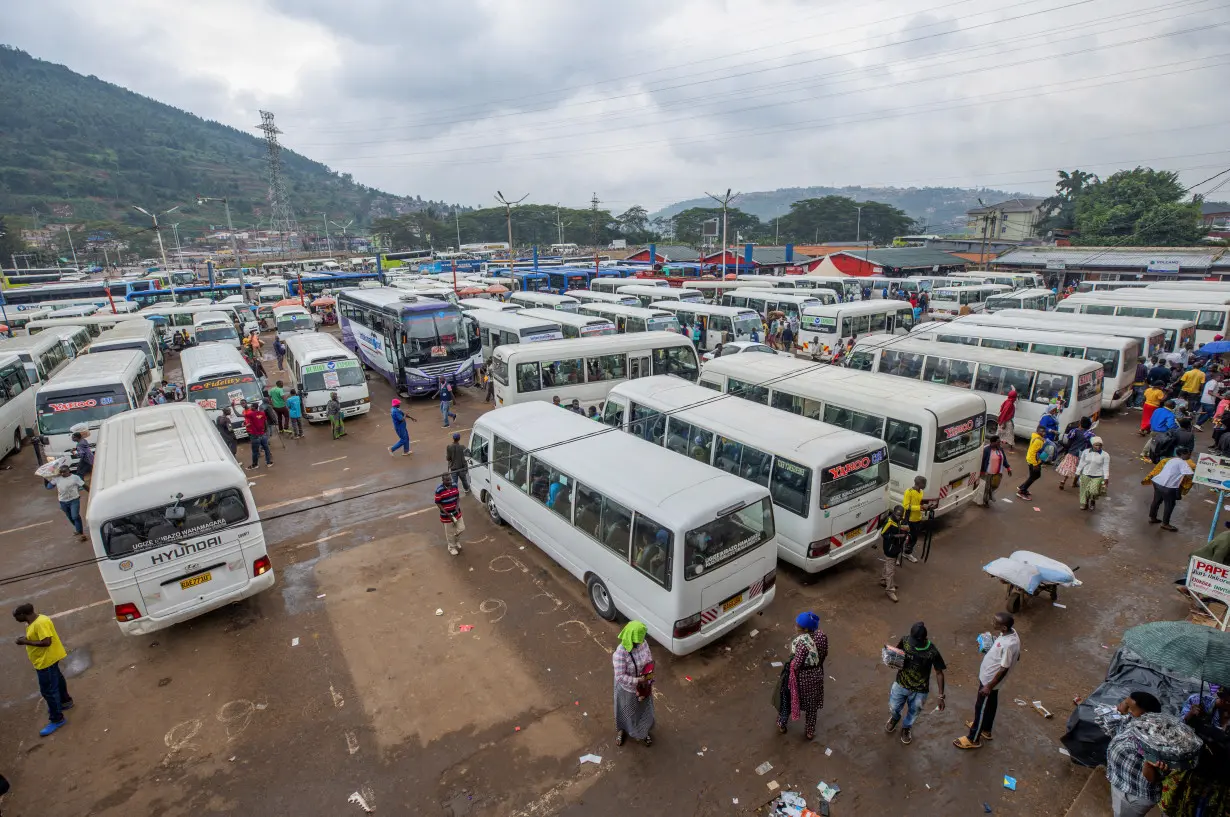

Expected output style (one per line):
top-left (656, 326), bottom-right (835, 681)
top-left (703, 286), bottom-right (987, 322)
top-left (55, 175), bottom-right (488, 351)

top-left (1122, 713), bottom-right (1203, 771)
top-left (984, 557), bottom-right (1042, 594)
top-left (1061, 646), bottom-right (1205, 767)
top-left (1011, 550), bottom-right (1080, 586)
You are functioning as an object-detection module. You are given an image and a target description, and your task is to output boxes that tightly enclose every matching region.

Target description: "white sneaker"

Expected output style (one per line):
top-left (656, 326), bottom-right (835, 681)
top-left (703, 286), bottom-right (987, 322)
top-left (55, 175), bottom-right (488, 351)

top-left (905, 554), bottom-right (919, 563)
top-left (447, 547), bottom-right (459, 556)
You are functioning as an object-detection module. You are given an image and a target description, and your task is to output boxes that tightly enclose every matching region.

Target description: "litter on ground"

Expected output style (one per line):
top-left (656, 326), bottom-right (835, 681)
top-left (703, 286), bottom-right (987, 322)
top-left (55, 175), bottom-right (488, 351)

top-left (755, 761), bottom-right (774, 775)
top-left (579, 754), bottom-right (602, 765)
top-left (1004, 775), bottom-right (1018, 791)
top-left (824, 747), bottom-right (832, 756)
top-left (290, 637), bottom-right (299, 647)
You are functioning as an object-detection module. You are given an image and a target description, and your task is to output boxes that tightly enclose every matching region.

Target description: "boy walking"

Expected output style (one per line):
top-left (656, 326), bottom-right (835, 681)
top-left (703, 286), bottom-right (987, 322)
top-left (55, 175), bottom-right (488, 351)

top-left (286, 389), bottom-right (304, 439)
top-left (434, 473), bottom-right (465, 555)
top-left (13, 603), bottom-right (74, 736)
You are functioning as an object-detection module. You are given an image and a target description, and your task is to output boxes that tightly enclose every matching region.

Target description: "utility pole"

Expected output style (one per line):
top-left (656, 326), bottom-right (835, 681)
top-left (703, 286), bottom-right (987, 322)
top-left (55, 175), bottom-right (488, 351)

top-left (197, 196), bottom-right (244, 299)
top-left (976, 198), bottom-right (997, 270)
top-left (853, 204), bottom-right (865, 243)
top-left (556, 204), bottom-right (565, 244)
top-left (63, 225), bottom-right (80, 269)
top-left (133, 204), bottom-right (180, 270)
top-left (330, 219), bottom-right (354, 254)
top-left (454, 208), bottom-right (462, 250)
top-left (495, 191), bottom-right (528, 271)
top-left (321, 213), bottom-right (331, 256)
top-left (170, 222), bottom-right (184, 265)
top-left (257, 111), bottom-right (298, 256)
top-left (705, 188), bottom-right (739, 276)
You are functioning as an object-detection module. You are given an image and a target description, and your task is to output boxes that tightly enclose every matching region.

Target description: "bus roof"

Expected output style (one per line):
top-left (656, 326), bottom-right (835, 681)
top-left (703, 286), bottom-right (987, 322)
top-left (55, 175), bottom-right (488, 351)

top-left (272, 304), bottom-right (310, 316)
top-left (727, 289), bottom-right (822, 302)
top-left (339, 287), bottom-right (452, 312)
top-left (649, 302), bottom-right (758, 317)
top-left (612, 377), bottom-right (885, 461)
top-left (802, 300), bottom-right (912, 318)
top-left (283, 332), bottom-right (355, 363)
top-left (618, 284), bottom-right (699, 296)
top-left (913, 322), bottom-right (1135, 350)
top-left (579, 303), bottom-right (674, 319)
top-left (0, 332), bottom-right (67, 355)
top-left (192, 311), bottom-right (233, 325)
top-left (1069, 291), bottom-right (1230, 306)
top-left (471, 310), bottom-right (562, 332)
top-left (509, 292), bottom-right (579, 305)
top-left (989, 287), bottom-right (1054, 299)
top-left (985, 309), bottom-right (1192, 330)
top-left (516, 308), bottom-right (614, 328)
top-left (493, 331), bottom-right (693, 361)
top-left (37, 349), bottom-right (145, 393)
top-left (853, 333), bottom-right (1103, 375)
top-left (180, 344), bottom-right (252, 382)
top-left (475, 402), bottom-right (766, 528)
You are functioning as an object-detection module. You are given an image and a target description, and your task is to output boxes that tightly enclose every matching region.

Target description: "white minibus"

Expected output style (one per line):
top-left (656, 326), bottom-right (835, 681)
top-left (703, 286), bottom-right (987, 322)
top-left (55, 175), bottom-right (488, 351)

top-left (0, 332), bottom-right (71, 384)
top-left (89, 320), bottom-right (164, 384)
top-left (491, 332), bottom-right (700, 409)
top-left (35, 350), bottom-right (152, 461)
top-left (577, 303), bottom-right (681, 335)
top-left (963, 310), bottom-right (1177, 358)
top-left (797, 301), bottom-right (915, 360)
top-left (26, 314), bottom-right (134, 338)
top-left (458, 298), bottom-right (523, 314)
top-left (181, 344), bottom-right (263, 440)
top-left (272, 304), bottom-right (316, 341)
top-left (618, 285), bottom-right (704, 309)
top-left (565, 289), bottom-right (639, 308)
top-left (45, 325), bottom-right (91, 358)
top-left (51, 303), bottom-right (99, 319)
top-left (604, 377), bottom-right (889, 573)
top-left (193, 312), bottom-right (241, 348)
top-left (469, 402), bottom-right (777, 655)
top-left (1074, 280), bottom-right (1150, 293)
top-left (509, 292), bottom-right (581, 313)
top-left (846, 334), bottom-right (1104, 436)
top-left (592, 277), bottom-right (667, 295)
top-left (910, 322), bottom-right (1137, 409)
top-left (283, 333), bottom-right (372, 421)
top-left (87, 403), bottom-right (275, 635)
top-left (721, 289), bottom-right (829, 321)
top-left (1145, 281), bottom-right (1230, 293)
top-left (0, 353), bottom-right (36, 459)
top-left (799, 275), bottom-right (865, 302)
top-left (928, 285), bottom-right (1012, 320)
top-left (983, 288), bottom-right (1056, 313)
top-left (516, 308), bottom-right (616, 339)
top-left (903, 276), bottom-right (971, 293)
top-left (472, 310), bottom-right (565, 365)
top-left (700, 355), bottom-right (986, 512)
top-left (5, 308), bottom-right (54, 332)
top-left (649, 302), bottom-right (762, 351)
top-left (1056, 294), bottom-right (1226, 345)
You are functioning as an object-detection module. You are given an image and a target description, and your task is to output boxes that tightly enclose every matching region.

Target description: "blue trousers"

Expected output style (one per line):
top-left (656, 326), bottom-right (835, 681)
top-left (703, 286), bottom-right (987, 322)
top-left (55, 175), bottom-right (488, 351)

top-left (440, 401), bottom-right (456, 426)
top-left (59, 498), bottom-right (82, 535)
top-left (888, 681), bottom-right (928, 729)
top-left (391, 430), bottom-right (411, 454)
top-left (36, 661), bottom-right (71, 723)
top-left (249, 433), bottom-right (272, 466)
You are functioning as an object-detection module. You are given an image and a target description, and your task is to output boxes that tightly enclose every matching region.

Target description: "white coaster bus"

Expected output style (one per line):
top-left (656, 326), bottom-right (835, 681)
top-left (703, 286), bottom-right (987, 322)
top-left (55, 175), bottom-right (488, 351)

top-left (35, 350), bottom-right (153, 462)
top-left (1056, 294), bottom-right (1226, 345)
top-left (618, 284), bottom-right (704, 309)
top-left (577, 303), bottom-right (681, 335)
top-left (699, 355), bottom-right (986, 513)
top-left (590, 277), bottom-right (667, 295)
top-left (87, 403), bottom-right (274, 635)
top-left (686, 279), bottom-right (772, 303)
top-left (193, 311), bottom-right (241, 348)
top-left (273, 304), bottom-right (316, 341)
top-left (468, 402), bottom-right (777, 655)
top-left (25, 314), bottom-right (136, 339)
top-left (603, 377), bottom-right (888, 573)
top-left (283, 333), bottom-right (372, 422)
top-left (845, 334), bottom-right (1103, 437)
top-left (508, 292), bottom-right (581, 313)
top-left (797, 301), bottom-right (914, 360)
top-left (516, 308), bottom-right (616, 339)
top-left (961, 310), bottom-right (1175, 359)
top-left (0, 353), bottom-right (36, 460)
top-left (927, 284), bottom-right (1012, 320)
top-left (491, 332), bottom-right (700, 409)
top-left (472, 310), bottom-right (565, 365)
top-left (982, 288), bottom-right (1056, 313)
top-left (44, 325), bottom-right (91, 358)
top-left (181, 344), bottom-right (263, 440)
top-left (0, 332), bottom-right (71, 384)
top-left (648, 302), bottom-right (762, 351)
top-left (564, 289), bottom-right (639, 308)
top-left (721, 288), bottom-right (831, 321)
top-left (89, 320), bottom-right (164, 385)
top-left (910, 322), bottom-right (1136, 410)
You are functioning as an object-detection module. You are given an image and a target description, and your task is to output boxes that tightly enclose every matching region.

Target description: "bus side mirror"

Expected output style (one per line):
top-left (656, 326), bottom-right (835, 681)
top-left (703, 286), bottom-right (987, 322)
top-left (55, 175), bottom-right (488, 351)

top-left (401, 332), bottom-right (408, 345)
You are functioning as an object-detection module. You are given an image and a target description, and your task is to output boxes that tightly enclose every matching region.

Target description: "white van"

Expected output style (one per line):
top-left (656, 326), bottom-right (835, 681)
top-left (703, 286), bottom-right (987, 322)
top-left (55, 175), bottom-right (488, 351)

top-left (46, 325), bottom-right (92, 359)
top-left (192, 311), bottom-right (241, 348)
top-left (87, 403), bottom-right (275, 635)
top-left (0, 353), bottom-right (36, 460)
top-left (88, 320), bottom-right (165, 384)
top-left (181, 344), bottom-right (263, 440)
top-left (35, 350), bottom-right (153, 461)
top-left (283, 333), bottom-right (371, 422)
top-left (273, 304), bottom-right (316, 341)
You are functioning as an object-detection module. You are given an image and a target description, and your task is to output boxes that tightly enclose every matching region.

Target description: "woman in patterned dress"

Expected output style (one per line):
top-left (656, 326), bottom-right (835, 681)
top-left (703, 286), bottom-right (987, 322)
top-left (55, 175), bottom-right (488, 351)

top-left (612, 620), bottom-right (655, 747)
top-left (774, 611), bottom-right (828, 740)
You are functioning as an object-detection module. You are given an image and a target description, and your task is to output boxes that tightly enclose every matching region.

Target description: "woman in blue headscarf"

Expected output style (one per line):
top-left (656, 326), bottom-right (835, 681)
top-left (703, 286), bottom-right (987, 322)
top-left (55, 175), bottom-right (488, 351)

top-left (772, 611), bottom-right (828, 740)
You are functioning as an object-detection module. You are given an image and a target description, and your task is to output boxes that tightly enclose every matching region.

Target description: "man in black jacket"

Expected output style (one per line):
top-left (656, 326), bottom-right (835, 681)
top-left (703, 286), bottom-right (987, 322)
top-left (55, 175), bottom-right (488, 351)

top-left (879, 506), bottom-right (909, 603)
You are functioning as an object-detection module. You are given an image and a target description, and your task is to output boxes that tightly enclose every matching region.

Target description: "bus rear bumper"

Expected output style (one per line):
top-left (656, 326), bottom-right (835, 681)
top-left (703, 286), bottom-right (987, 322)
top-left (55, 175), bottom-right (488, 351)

top-left (670, 585), bottom-right (775, 655)
top-left (117, 571), bottom-right (276, 636)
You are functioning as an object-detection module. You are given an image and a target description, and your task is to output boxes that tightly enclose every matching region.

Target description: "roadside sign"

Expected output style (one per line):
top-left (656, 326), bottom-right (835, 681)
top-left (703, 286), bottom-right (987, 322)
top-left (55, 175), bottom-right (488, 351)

top-left (1194, 453), bottom-right (1230, 490)
top-left (1186, 557), bottom-right (1230, 607)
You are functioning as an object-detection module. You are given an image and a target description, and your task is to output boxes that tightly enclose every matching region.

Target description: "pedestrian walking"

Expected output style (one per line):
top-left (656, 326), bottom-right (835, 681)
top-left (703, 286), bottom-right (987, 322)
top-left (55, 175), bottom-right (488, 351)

top-left (243, 401), bottom-right (273, 469)
top-left (269, 380), bottom-right (291, 434)
top-left (773, 611), bottom-right (827, 741)
top-left (885, 622), bottom-right (947, 746)
top-left (273, 336), bottom-right (287, 371)
top-left (1178, 362), bottom-right (1206, 409)
top-left (975, 433), bottom-right (1012, 506)
top-left (612, 620), bottom-right (655, 748)
top-left (215, 407), bottom-right (238, 457)
top-left (1016, 426), bottom-right (1047, 500)
top-left (434, 473), bottom-right (464, 555)
top-left (446, 432), bottom-right (470, 493)
top-left (286, 389), bottom-right (304, 439)
top-left (1195, 373), bottom-right (1220, 430)
top-left (45, 465), bottom-right (87, 540)
top-left (435, 377), bottom-right (458, 428)
top-left (252, 355), bottom-right (268, 391)
top-left (484, 366), bottom-right (495, 403)
top-left (13, 603), bottom-right (74, 736)
top-left (1076, 436), bottom-right (1110, 511)
top-left (247, 330), bottom-right (263, 360)
top-left (782, 321), bottom-right (795, 353)
top-left (997, 388), bottom-right (1018, 451)
top-left (389, 398), bottom-right (415, 456)
top-left (1104, 692), bottom-right (1166, 817)
top-left (901, 476), bottom-right (933, 563)
top-left (953, 611), bottom-right (1020, 750)
top-left (326, 392), bottom-right (345, 439)
top-left (1055, 417), bottom-right (1094, 490)
top-left (879, 505), bottom-right (907, 602)
top-left (70, 425), bottom-right (94, 484)
top-left (1129, 359), bottom-right (1148, 408)
top-left (1145, 450), bottom-right (1194, 531)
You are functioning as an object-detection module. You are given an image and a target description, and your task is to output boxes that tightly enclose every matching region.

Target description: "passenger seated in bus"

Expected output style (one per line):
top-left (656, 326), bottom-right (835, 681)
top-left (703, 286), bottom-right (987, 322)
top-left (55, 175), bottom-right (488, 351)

top-left (518, 367), bottom-right (539, 393)
top-left (530, 464), bottom-right (550, 503)
top-left (689, 435), bottom-right (712, 463)
top-left (635, 529), bottom-right (670, 583)
top-left (666, 432), bottom-right (689, 455)
top-left (1034, 377), bottom-right (1067, 404)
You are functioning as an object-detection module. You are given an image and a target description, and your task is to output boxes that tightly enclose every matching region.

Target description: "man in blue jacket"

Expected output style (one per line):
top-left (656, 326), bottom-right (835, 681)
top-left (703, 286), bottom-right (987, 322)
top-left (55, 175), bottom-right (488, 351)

top-left (388, 398), bottom-right (415, 456)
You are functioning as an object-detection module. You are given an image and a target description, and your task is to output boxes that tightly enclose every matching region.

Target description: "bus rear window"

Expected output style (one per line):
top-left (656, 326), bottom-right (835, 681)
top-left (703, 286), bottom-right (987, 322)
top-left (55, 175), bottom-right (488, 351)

top-left (935, 414), bottom-right (984, 463)
top-left (684, 497), bottom-right (773, 580)
top-left (1077, 369), bottom-right (1103, 402)
top-left (819, 449), bottom-right (888, 509)
top-left (100, 487), bottom-right (250, 557)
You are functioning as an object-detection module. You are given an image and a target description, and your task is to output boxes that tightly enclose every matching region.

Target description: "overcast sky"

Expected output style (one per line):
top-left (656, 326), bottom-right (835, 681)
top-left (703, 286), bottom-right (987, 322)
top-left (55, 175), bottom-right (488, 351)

top-left (7, 0), bottom-right (1230, 212)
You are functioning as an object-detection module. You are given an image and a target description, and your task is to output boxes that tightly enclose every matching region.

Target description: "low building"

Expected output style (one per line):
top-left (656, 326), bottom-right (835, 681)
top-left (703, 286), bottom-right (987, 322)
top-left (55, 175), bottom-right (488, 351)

top-left (623, 244), bottom-right (700, 264)
top-left (807, 247), bottom-right (968, 277)
top-left (966, 197), bottom-right (1047, 241)
top-left (990, 246), bottom-right (1228, 281)
top-left (700, 245), bottom-right (814, 274)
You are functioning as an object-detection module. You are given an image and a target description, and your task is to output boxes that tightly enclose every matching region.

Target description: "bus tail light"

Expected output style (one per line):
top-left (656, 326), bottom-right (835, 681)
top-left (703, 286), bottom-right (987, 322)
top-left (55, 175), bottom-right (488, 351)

top-left (673, 613), bottom-right (702, 640)
top-left (807, 540), bottom-right (832, 558)
top-left (115, 602), bottom-right (142, 623)
top-left (253, 556), bottom-right (272, 577)
top-left (763, 569), bottom-right (776, 593)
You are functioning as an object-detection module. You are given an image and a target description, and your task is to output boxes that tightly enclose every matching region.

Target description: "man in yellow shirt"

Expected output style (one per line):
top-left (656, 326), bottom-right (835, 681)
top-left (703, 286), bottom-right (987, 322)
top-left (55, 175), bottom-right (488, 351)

top-left (13, 603), bottom-right (73, 736)
top-left (1016, 427), bottom-right (1047, 500)
top-left (1179, 364), bottom-right (1206, 406)
top-left (901, 476), bottom-right (935, 563)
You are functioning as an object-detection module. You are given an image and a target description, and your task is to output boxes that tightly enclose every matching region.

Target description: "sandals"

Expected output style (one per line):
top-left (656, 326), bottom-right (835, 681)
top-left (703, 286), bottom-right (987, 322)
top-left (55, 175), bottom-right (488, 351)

top-left (777, 724), bottom-right (788, 734)
top-left (804, 729), bottom-right (815, 741)
top-left (953, 736), bottom-right (982, 750)
top-left (642, 734), bottom-right (653, 747)
top-left (615, 730), bottom-right (625, 746)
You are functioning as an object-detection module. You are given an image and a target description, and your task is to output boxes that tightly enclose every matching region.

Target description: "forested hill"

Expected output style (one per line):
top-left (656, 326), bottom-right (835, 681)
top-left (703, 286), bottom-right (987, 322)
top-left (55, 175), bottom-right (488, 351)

top-left (0, 46), bottom-right (444, 229)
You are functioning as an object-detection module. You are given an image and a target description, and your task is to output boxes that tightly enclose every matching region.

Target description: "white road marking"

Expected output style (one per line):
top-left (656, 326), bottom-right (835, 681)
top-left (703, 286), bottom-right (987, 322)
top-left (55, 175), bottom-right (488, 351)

top-left (311, 455), bottom-right (348, 466)
top-left (293, 530), bottom-right (352, 550)
top-left (258, 483), bottom-right (368, 512)
top-left (398, 507), bottom-right (433, 519)
top-left (51, 599), bottom-right (110, 619)
top-left (0, 520), bottom-right (51, 537)
top-left (346, 730), bottom-right (360, 755)
top-left (330, 685), bottom-right (345, 708)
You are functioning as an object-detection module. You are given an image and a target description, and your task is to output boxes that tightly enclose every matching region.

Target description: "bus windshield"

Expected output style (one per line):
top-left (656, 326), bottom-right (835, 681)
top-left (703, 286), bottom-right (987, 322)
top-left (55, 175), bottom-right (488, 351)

top-left (683, 497), bottom-right (774, 580)
top-left (819, 450), bottom-right (888, 509)
top-left (403, 309), bottom-right (469, 365)
top-left (277, 314), bottom-right (314, 333)
top-left (647, 315), bottom-right (681, 333)
top-left (37, 388), bottom-right (132, 434)
top-left (733, 314), bottom-right (764, 336)
top-left (197, 325), bottom-right (238, 344)
top-left (302, 360), bottom-right (365, 392)
top-left (188, 373), bottom-right (262, 411)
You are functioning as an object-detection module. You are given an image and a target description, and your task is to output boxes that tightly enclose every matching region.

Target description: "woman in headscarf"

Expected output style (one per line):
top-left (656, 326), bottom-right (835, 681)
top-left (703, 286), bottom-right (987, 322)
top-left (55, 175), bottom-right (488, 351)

top-left (773, 611), bottom-right (828, 740)
top-left (997, 388), bottom-right (1017, 452)
top-left (612, 621), bottom-right (655, 747)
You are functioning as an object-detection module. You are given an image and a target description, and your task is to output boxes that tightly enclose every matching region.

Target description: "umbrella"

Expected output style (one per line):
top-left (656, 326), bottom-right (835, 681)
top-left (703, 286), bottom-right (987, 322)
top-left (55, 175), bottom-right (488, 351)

top-left (1194, 341), bottom-right (1230, 356)
top-left (273, 298), bottom-right (305, 309)
top-left (313, 297), bottom-right (336, 307)
top-left (457, 286), bottom-right (485, 296)
top-left (486, 284), bottom-right (509, 294)
top-left (1121, 621), bottom-right (1230, 686)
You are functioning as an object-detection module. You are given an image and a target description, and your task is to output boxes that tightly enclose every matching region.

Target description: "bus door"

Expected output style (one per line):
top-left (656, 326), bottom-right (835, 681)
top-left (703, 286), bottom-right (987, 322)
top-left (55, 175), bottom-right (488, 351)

top-left (628, 351), bottom-right (651, 379)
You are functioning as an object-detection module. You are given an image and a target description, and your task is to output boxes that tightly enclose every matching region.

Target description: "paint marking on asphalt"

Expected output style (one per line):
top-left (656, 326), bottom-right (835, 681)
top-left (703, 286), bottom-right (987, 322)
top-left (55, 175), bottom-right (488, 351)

top-left (311, 455), bottom-right (348, 467)
top-left (257, 483), bottom-right (368, 512)
top-left (293, 530), bottom-right (352, 550)
top-left (0, 520), bottom-right (51, 537)
top-left (51, 599), bottom-right (110, 619)
top-left (330, 685), bottom-right (345, 708)
top-left (346, 730), bottom-right (360, 755)
top-left (398, 507), bottom-right (433, 519)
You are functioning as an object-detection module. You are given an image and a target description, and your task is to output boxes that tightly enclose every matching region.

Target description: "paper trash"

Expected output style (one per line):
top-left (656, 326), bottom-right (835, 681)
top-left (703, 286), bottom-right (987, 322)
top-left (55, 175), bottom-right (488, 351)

top-left (579, 754), bottom-right (602, 765)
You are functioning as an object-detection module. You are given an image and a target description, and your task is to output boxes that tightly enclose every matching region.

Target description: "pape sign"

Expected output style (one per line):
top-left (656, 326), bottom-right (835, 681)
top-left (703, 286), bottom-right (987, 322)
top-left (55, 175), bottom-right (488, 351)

top-left (1194, 453), bottom-right (1230, 490)
top-left (1187, 557), bottom-right (1230, 605)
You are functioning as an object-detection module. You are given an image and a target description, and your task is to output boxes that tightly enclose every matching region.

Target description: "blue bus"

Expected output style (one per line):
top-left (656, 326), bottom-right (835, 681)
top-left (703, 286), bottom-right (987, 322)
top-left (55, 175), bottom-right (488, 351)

top-left (545, 267), bottom-right (592, 294)
top-left (127, 283), bottom-right (242, 309)
top-left (511, 270), bottom-right (551, 292)
top-left (1, 280), bottom-right (157, 310)
top-left (337, 288), bottom-right (476, 395)
top-left (286, 272), bottom-right (383, 297)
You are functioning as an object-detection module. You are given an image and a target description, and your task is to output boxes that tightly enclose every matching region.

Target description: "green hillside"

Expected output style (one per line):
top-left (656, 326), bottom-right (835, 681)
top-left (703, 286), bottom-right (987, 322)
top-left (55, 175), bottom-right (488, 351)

top-left (0, 45), bottom-right (444, 240)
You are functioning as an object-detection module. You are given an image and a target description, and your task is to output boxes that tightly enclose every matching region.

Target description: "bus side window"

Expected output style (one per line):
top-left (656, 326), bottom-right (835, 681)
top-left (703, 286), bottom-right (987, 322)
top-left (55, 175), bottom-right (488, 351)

top-left (468, 434), bottom-right (489, 466)
top-left (516, 362), bottom-right (541, 393)
top-left (601, 399), bottom-right (625, 427)
top-left (884, 418), bottom-right (921, 470)
top-left (631, 513), bottom-right (671, 589)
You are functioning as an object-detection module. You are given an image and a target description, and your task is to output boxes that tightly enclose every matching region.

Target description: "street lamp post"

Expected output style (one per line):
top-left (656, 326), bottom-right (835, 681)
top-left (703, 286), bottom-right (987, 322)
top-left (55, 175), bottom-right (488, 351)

top-left (853, 204), bottom-right (865, 244)
top-left (321, 213), bottom-right (330, 257)
top-left (63, 225), bottom-right (80, 269)
top-left (197, 196), bottom-right (245, 302)
top-left (329, 220), bottom-right (354, 254)
top-left (133, 204), bottom-right (180, 270)
top-left (170, 222), bottom-right (185, 265)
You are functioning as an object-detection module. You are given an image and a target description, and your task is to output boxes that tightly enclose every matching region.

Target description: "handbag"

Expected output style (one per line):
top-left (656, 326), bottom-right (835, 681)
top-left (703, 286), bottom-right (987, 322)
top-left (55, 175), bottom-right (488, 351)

top-left (632, 655), bottom-right (654, 699)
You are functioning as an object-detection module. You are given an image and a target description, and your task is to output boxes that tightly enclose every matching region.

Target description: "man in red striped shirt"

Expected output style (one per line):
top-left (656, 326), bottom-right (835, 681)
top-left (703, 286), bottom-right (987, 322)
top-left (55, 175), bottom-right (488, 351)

top-left (434, 474), bottom-right (464, 555)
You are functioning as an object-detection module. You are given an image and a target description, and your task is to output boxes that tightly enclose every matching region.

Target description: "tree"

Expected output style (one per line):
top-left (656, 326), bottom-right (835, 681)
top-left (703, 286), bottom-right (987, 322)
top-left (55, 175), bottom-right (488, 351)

top-left (0, 215), bottom-right (25, 264)
top-left (776, 196), bottom-right (914, 245)
top-left (671, 207), bottom-right (765, 245)
top-left (1035, 169), bottom-right (1098, 237)
top-left (616, 205), bottom-right (652, 244)
top-left (1072, 168), bottom-right (1205, 245)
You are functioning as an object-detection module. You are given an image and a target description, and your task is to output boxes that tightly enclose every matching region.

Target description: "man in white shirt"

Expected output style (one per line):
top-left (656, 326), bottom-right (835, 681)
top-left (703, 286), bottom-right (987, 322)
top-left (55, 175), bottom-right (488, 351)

top-left (46, 464), bottom-right (87, 540)
top-left (954, 612), bottom-right (1020, 749)
top-left (1196, 376), bottom-right (1221, 430)
top-left (1149, 455), bottom-right (1193, 532)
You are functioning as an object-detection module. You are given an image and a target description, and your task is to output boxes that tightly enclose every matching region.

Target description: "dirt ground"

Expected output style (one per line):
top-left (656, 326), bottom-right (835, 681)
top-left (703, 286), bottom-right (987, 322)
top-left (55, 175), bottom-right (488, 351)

top-left (0, 339), bottom-right (1212, 817)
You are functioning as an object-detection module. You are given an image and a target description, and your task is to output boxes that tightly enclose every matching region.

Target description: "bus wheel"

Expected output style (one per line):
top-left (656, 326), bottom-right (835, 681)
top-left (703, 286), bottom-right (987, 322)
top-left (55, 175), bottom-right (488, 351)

top-left (587, 576), bottom-right (618, 621)
top-left (486, 494), bottom-right (503, 525)
top-left (11, 430), bottom-right (21, 454)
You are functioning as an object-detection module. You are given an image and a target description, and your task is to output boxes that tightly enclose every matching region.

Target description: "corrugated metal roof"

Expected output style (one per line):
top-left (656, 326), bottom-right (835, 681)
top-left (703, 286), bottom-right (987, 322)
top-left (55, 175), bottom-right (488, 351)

top-left (833, 248), bottom-right (970, 268)
top-left (967, 197), bottom-right (1046, 215)
top-left (993, 246), bottom-right (1219, 270)
top-left (633, 244), bottom-right (700, 261)
top-left (748, 247), bottom-right (815, 265)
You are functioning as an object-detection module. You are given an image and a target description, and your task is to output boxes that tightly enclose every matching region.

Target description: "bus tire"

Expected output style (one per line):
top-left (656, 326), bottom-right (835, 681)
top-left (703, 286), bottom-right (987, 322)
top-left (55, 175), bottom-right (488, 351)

top-left (586, 575), bottom-right (618, 621)
top-left (11, 429), bottom-right (21, 455)
top-left (485, 493), bottom-right (504, 525)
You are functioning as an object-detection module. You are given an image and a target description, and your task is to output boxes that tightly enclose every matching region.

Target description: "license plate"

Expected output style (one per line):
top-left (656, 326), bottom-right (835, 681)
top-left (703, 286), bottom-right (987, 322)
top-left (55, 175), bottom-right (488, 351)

top-left (845, 525), bottom-right (865, 539)
top-left (722, 593), bottom-right (744, 612)
top-left (950, 477), bottom-right (966, 489)
top-left (180, 572), bottom-right (212, 590)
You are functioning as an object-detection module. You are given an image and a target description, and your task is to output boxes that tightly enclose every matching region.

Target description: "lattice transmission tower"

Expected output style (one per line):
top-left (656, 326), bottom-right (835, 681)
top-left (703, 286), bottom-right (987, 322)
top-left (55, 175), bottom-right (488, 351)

top-left (257, 110), bottom-right (298, 253)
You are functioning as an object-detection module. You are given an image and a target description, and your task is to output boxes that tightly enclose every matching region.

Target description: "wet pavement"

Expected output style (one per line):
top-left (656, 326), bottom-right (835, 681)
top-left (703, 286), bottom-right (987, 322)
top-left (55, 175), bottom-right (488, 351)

top-left (0, 343), bottom-right (1212, 816)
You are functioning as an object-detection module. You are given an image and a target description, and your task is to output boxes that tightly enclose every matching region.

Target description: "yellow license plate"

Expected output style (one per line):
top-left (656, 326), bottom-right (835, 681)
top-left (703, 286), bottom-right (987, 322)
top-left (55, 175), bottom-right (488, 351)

top-left (846, 525), bottom-right (864, 539)
top-left (722, 593), bottom-right (744, 612)
top-left (180, 572), bottom-right (212, 590)
top-left (950, 477), bottom-right (966, 488)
